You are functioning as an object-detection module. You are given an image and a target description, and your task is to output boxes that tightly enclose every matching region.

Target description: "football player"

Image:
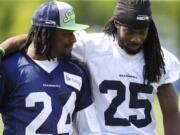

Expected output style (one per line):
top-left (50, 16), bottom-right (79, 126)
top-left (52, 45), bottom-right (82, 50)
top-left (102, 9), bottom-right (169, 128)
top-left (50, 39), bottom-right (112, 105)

top-left (0, 1), bottom-right (101, 135)
top-left (73, 1), bottom-right (180, 135)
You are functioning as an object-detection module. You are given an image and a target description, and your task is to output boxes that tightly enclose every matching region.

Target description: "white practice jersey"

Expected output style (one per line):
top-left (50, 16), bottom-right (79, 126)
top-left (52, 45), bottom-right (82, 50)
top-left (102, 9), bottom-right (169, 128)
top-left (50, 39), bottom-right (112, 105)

top-left (72, 32), bottom-right (180, 135)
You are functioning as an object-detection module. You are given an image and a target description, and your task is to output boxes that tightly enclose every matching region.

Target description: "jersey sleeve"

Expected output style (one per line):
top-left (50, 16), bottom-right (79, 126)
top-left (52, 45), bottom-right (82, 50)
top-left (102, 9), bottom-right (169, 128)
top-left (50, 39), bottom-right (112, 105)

top-left (0, 65), bottom-right (8, 108)
top-left (0, 66), bottom-right (4, 104)
top-left (72, 31), bottom-right (87, 63)
top-left (159, 48), bottom-right (180, 86)
top-left (75, 67), bottom-right (93, 112)
top-left (73, 104), bottom-right (102, 135)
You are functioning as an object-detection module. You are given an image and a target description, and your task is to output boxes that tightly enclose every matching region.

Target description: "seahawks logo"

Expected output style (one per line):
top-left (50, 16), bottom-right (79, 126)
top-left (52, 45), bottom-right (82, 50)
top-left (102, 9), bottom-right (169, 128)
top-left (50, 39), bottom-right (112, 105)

top-left (136, 15), bottom-right (149, 21)
top-left (63, 9), bottom-right (75, 23)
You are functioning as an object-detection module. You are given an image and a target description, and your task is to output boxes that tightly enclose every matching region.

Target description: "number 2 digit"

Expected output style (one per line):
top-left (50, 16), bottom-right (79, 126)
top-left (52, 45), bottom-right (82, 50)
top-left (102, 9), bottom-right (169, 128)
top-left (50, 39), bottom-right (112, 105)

top-left (99, 80), bottom-right (130, 126)
top-left (25, 92), bottom-right (52, 135)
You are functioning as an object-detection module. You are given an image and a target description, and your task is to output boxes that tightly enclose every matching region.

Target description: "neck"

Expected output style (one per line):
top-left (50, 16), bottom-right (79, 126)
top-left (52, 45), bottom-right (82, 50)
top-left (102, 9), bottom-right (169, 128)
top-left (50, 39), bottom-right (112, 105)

top-left (27, 43), bottom-right (48, 60)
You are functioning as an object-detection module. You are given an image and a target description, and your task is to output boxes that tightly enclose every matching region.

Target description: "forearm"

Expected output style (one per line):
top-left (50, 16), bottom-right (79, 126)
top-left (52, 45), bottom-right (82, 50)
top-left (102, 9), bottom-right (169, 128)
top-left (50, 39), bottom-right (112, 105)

top-left (0, 34), bottom-right (27, 55)
top-left (163, 112), bottom-right (180, 135)
top-left (157, 84), bottom-right (180, 135)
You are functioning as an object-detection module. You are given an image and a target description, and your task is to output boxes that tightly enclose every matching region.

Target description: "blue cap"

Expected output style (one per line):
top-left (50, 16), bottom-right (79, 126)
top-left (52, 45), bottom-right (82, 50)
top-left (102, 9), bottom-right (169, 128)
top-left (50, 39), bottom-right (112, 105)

top-left (32, 1), bottom-right (89, 31)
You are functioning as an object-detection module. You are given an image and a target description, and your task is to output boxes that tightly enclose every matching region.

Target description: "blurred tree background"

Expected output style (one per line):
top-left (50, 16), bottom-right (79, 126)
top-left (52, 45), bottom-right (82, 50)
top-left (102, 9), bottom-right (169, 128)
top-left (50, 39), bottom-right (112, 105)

top-left (0, 0), bottom-right (179, 58)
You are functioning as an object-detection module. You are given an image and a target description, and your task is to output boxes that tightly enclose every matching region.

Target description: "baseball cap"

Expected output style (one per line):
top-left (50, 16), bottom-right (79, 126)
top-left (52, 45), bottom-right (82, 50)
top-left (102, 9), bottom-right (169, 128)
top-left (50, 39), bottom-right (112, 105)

top-left (32, 1), bottom-right (89, 31)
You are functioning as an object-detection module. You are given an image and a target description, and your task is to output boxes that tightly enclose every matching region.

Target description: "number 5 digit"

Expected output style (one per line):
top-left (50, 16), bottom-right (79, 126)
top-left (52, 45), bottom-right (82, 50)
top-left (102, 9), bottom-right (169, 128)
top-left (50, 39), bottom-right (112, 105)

top-left (129, 83), bottom-right (153, 128)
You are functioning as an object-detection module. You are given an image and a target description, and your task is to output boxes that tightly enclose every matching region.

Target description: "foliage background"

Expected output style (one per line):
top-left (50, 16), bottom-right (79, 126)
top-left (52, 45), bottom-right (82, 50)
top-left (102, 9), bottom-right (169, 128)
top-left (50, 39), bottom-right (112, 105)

top-left (0, 0), bottom-right (180, 57)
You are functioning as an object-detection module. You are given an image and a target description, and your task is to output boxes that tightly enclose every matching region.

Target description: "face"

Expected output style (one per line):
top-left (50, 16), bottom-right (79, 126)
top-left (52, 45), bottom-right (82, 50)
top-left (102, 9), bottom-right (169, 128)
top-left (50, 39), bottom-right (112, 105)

top-left (51, 29), bottom-right (76, 58)
top-left (114, 20), bottom-right (149, 55)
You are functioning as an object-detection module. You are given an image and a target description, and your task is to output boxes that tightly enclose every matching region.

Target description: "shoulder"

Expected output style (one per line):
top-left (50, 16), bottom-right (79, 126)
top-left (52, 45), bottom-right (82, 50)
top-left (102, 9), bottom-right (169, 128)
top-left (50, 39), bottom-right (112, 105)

top-left (60, 59), bottom-right (89, 78)
top-left (1, 52), bottom-right (29, 73)
top-left (72, 32), bottom-right (114, 62)
top-left (75, 31), bottom-right (113, 47)
top-left (77, 32), bottom-right (114, 53)
top-left (60, 59), bottom-right (91, 91)
top-left (87, 33), bottom-right (112, 47)
top-left (3, 51), bottom-right (27, 64)
top-left (159, 48), bottom-right (180, 85)
top-left (162, 47), bottom-right (180, 68)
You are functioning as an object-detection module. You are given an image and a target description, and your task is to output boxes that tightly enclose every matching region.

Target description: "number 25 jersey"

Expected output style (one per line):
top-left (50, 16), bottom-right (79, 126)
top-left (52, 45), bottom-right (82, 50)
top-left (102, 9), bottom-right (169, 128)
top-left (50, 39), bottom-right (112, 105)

top-left (73, 32), bottom-right (180, 135)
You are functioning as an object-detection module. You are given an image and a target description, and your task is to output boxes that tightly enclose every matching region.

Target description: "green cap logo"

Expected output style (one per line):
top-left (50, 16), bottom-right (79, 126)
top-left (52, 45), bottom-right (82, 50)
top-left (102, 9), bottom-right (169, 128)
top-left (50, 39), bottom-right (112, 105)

top-left (64, 9), bottom-right (75, 23)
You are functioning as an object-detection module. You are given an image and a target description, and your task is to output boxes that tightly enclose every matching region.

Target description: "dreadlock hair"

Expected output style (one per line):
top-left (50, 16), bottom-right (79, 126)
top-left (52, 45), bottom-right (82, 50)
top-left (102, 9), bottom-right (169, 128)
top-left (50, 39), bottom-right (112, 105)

top-left (104, 18), bottom-right (117, 39)
top-left (23, 25), bottom-right (55, 60)
top-left (104, 19), bottom-right (166, 84)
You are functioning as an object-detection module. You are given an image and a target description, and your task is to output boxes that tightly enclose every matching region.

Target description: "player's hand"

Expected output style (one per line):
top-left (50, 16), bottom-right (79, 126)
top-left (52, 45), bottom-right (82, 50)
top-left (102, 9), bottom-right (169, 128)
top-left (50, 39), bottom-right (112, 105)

top-left (0, 34), bottom-right (27, 56)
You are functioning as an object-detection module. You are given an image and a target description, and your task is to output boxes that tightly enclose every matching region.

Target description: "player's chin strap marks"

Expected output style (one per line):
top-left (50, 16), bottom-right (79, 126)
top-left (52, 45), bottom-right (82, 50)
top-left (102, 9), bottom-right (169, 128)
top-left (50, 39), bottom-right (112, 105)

top-left (0, 47), bottom-right (5, 56)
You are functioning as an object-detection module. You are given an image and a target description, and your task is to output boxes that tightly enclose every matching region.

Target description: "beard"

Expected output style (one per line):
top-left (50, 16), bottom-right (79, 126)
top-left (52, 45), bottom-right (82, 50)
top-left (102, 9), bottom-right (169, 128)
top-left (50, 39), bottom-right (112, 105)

top-left (58, 53), bottom-right (72, 60)
top-left (118, 39), bottom-right (142, 55)
top-left (56, 43), bottom-right (73, 60)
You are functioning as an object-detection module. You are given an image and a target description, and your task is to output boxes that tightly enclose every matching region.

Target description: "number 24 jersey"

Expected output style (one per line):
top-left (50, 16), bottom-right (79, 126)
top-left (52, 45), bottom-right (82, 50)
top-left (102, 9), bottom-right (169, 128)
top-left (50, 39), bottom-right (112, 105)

top-left (0, 52), bottom-right (95, 135)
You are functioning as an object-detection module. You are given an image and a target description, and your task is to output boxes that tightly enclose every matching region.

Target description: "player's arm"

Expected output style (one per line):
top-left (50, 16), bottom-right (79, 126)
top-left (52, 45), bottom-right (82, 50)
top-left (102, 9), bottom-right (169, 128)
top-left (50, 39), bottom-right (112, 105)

top-left (73, 103), bottom-right (101, 135)
top-left (73, 64), bottom-right (101, 135)
top-left (0, 34), bottom-right (27, 56)
top-left (157, 83), bottom-right (180, 135)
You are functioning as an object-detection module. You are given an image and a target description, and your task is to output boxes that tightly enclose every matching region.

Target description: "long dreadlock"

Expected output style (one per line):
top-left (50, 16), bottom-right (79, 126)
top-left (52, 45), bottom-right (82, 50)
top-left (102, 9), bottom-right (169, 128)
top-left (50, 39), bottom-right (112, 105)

top-left (22, 25), bottom-right (55, 60)
top-left (104, 18), bottom-right (166, 84)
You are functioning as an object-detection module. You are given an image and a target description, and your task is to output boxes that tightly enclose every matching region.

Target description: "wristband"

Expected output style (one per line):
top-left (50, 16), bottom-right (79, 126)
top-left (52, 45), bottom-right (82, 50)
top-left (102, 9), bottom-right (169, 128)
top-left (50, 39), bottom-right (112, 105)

top-left (0, 47), bottom-right (5, 56)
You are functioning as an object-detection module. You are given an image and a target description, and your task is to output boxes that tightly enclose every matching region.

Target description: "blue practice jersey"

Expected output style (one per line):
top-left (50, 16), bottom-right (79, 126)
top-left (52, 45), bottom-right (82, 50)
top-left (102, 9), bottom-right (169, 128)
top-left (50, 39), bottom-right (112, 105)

top-left (0, 52), bottom-right (92, 135)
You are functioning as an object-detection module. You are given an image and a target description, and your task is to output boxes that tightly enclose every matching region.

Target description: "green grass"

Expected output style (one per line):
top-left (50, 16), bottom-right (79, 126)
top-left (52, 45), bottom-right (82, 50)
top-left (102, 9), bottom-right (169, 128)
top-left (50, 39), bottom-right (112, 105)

top-left (154, 96), bottom-right (164, 135)
top-left (0, 117), bottom-right (2, 133)
top-left (0, 95), bottom-right (179, 134)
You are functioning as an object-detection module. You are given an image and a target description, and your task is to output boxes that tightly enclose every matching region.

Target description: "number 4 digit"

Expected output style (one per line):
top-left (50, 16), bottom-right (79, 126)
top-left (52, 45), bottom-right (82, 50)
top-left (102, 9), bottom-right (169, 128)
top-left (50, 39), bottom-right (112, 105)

top-left (57, 92), bottom-right (76, 134)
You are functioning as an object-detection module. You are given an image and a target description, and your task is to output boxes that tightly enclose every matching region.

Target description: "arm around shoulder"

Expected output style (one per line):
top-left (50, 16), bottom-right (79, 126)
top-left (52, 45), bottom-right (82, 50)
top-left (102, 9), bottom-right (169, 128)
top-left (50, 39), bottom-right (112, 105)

top-left (0, 34), bottom-right (27, 55)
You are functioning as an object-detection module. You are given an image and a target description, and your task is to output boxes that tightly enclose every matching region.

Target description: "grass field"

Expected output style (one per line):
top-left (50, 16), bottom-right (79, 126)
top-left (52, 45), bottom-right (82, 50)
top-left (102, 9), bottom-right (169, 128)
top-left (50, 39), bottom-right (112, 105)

top-left (0, 95), bottom-right (179, 134)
